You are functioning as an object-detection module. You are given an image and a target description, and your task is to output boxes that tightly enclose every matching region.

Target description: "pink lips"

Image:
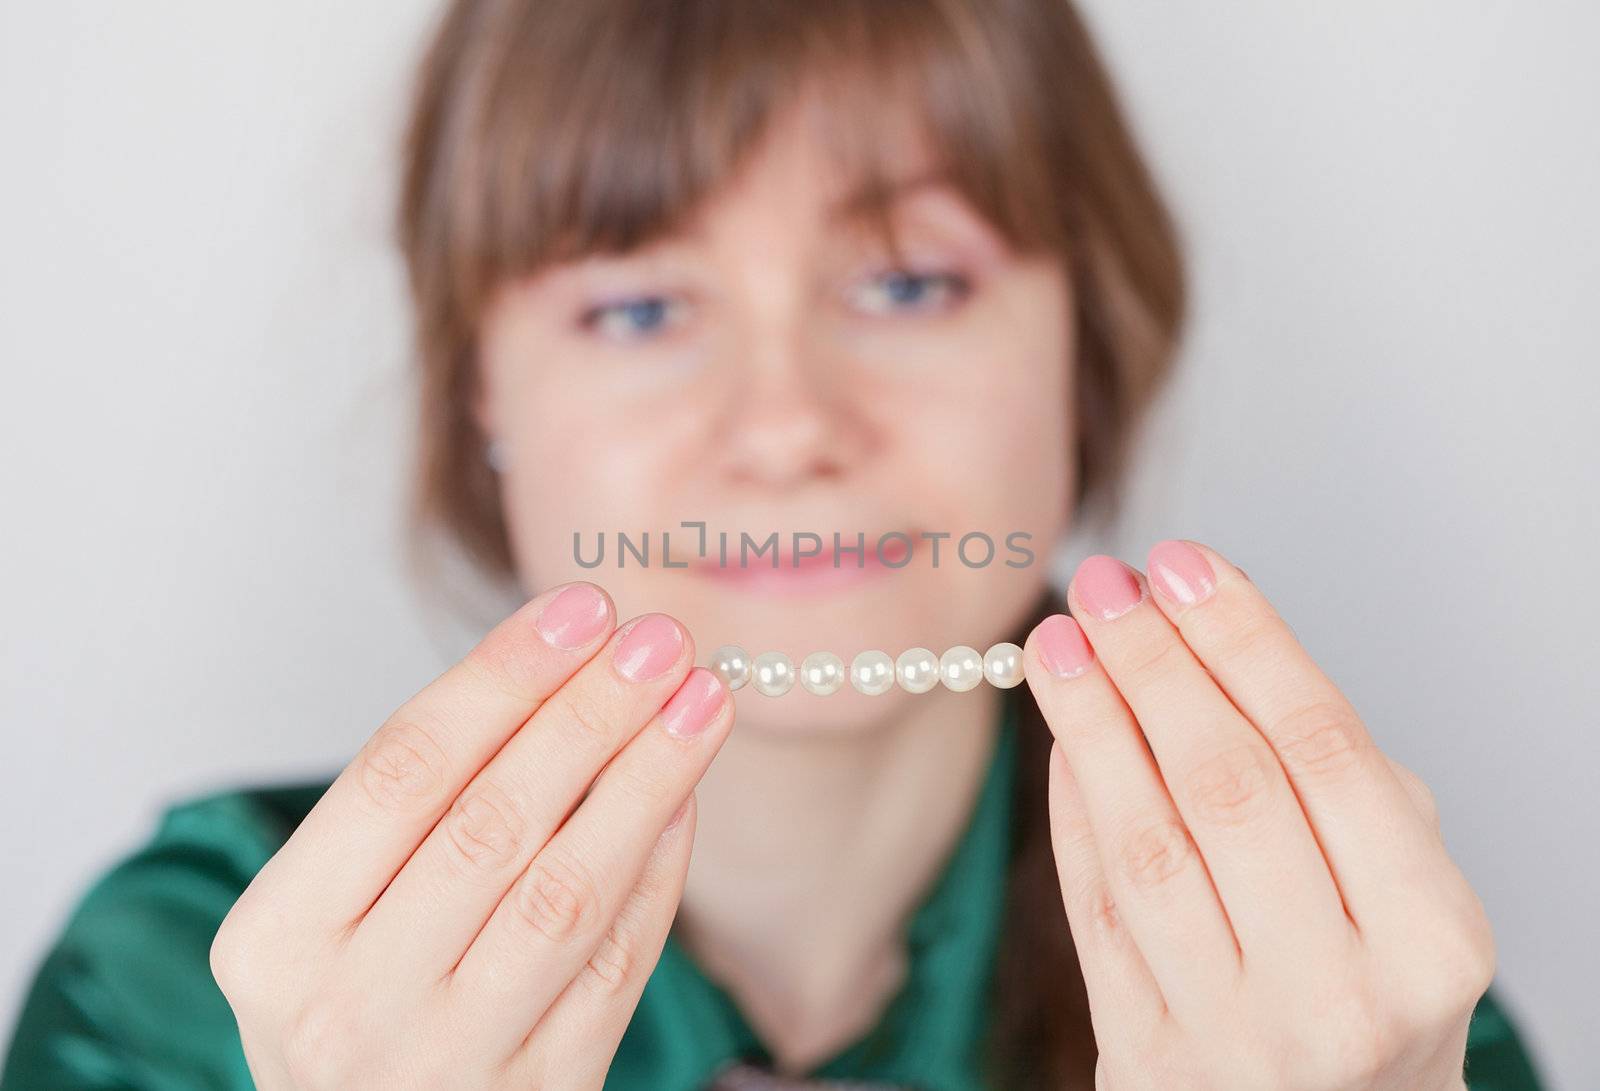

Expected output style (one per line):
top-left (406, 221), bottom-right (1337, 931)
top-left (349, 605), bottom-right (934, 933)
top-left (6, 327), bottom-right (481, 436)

top-left (692, 534), bottom-right (911, 596)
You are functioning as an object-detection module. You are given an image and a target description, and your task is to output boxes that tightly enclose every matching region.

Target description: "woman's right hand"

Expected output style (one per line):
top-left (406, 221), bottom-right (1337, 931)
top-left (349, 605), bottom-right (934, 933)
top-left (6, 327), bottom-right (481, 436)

top-left (210, 582), bottom-right (733, 1089)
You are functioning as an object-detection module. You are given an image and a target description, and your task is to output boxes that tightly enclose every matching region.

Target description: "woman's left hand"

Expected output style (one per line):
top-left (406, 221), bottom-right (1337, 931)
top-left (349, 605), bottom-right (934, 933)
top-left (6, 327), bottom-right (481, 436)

top-left (1022, 540), bottom-right (1494, 1091)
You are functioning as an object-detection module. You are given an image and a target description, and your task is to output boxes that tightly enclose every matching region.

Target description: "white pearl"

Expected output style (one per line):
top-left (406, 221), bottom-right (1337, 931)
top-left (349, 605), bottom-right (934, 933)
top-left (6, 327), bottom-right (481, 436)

top-left (709, 644), bottom-right (752, 691)
top-left (849, 650), bottom-right (896, 696)
top-left (799, 651), bottom-right (845, 696)
top-left (939, 645), bottom-right (984, 692)
top-left (751, 651), bottom-right (795, 697)
top-left (895, 647), bottom-right (940, 694)
top-left (983, 642), bottom-right (1025, 689)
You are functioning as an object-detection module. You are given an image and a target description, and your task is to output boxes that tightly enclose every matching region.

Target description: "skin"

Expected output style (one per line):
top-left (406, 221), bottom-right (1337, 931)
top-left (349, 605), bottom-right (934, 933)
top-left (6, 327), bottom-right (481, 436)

top-left (210, 96), bottom-right (1493, 1088)
top-left (1029, 547), bottom-right (1492, 1089)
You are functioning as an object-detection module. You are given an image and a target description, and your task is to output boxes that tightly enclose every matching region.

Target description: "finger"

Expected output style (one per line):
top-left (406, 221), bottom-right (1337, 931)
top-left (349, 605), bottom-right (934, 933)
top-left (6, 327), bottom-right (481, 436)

top-left (236, 582), bottom-right (616, 938)
top-left (1047, 742), bottom-right (1167, 1044)
top-left (1141, 539), bottom-right (1456, 931)
top-left (519, 796), bottom-right (697, 1087)
top-left (449, 668), bottom-right (732, 1056)
top-left (1066, 555), bottom-right (1352, 964)
top-left (353, 614), bottom-right (698, 979)
top-left (1023, 613), bottom-right (1238, 1015)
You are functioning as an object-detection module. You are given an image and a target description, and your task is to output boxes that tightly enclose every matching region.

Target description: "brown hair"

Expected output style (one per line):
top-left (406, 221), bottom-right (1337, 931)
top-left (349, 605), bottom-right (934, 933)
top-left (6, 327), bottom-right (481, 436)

top-left (398, 1), bottom-right (1184, 1084)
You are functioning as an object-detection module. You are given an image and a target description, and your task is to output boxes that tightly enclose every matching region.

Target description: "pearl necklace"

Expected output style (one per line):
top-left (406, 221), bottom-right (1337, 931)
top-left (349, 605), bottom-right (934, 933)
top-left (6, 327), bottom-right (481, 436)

top-left (706, 642), bottom-right (1025, 697)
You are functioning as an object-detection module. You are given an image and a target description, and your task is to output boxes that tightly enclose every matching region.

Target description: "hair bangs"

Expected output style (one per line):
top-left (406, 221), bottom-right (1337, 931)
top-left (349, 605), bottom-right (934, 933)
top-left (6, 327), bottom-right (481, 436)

top-left (416, 0), bottom-right (1072, 322)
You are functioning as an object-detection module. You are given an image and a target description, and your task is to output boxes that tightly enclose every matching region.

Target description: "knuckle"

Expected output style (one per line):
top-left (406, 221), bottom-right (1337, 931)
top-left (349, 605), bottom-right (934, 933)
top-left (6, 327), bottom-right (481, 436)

top-left (1416, 781), bottom-right (1441, 832)
top-left (1211, 608), bottom-right (1295, 673)
top-left (463, 631), bottom-right (549, 705)
top-left (1389, 758), bottom-right (1442, 832)
top-left (357, 721), bottom-right (448, 813)
top-left (1411, 911), bottom-right (1499, 1023)
top-left (209, 890), bottom-right (281, 1002)
top-left (1294, 989), bottom-right (1389, 1087)
top-left (1071, 881), bottom-right (1124, 942)
top-left (1118, 637), bottom-right (1181, 684)
top-left (441, 782), bottom-right (529, 877)
top-left (579, 872), bottom-right (665, 997)
top-left (514, 849), bottom-right (601, 944)
top-left (208, 917), bottom-right (248, 998)
top-left (582, 927), bottom-right (637, 993)
top-left (281, 994), bottom-right (357, 1089)
top-left (1271, 700), bottom-right (1372, 782)
top-left (1182, 742), bottom-right (1278, 828)
top-left (611, 762), bottom-right (677, 816)
top-left (1469, 914), bottom-right (1499, 993)
top-left (544, 688), bottom-right (617, 757)
top-left (1462, 939), bottom-right (1499, 1012)
top-left (1115, 818), bottom-right (1196, 894)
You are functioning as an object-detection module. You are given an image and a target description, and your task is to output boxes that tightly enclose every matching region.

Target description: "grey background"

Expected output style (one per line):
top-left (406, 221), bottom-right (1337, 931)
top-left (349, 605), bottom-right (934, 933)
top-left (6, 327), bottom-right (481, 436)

top-left (2, 2), bottom-right (1594, 1086)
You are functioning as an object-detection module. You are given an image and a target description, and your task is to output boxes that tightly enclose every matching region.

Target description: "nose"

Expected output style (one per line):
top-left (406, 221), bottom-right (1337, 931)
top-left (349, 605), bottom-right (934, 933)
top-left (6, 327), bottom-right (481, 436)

top-left (711, 313), bottom-right (868, 491)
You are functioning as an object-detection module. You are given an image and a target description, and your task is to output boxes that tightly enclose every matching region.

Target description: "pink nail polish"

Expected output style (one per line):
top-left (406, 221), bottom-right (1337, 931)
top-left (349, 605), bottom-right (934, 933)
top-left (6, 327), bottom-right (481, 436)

top-left (1147, 540), bottom-right (1216, 607)
top-left (659, 668), bottom-right (725, 739)
top-left (535, 584), bottom-right (611, 650)
top-left (614, 615), bottom-right (685, 682)
top-left (1035, 614), bottom-right (1095, 678)
top-left (1073, 555), bottom-right (1145, 621)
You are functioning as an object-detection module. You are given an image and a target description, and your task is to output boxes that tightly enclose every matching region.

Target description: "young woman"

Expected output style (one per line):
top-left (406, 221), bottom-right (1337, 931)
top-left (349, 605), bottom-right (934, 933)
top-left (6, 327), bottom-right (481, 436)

top-left (3, 2), bottom-right (1545, 1088)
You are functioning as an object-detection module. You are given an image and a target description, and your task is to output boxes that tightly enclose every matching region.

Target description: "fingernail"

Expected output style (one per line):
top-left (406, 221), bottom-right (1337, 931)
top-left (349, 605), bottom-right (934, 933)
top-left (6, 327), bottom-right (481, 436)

top-left (1072, 555), bottom-right (1145, 621)
top-left (664, 798), bottom-right (691, 831)
top-left (1147, 540), bottom-right (1216, 607)
top-left (614, 614), bottom-right (685, 682)
top-left (535, 584), bottom-right (611, 650)
top-left (660, 668), bottom-right (725, 739)
top-left (1035, 614), bottom-right (1095, 678)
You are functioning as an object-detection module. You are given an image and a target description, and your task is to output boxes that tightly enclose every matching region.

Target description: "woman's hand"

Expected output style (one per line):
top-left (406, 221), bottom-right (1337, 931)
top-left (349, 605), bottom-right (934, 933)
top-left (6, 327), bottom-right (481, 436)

top-left (210, 583), bottom-right (733, 1089)
top-left (1023, 541), bottom-right (1494, 1091)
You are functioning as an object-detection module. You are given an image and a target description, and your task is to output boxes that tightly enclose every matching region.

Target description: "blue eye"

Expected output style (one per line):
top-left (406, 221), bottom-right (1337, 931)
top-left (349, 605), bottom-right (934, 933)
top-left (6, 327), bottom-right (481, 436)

top-left (850, 269), bottom-right (970, 316)
top-left (580, 295), bottom-right (687, 341)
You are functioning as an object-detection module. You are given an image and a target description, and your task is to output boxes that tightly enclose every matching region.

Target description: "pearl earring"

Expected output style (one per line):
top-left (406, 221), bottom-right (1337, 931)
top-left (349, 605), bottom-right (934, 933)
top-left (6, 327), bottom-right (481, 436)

top-left (708, 642), bottom-right (1026, 696)
top-left (485, 438), bottom-right (509, 473)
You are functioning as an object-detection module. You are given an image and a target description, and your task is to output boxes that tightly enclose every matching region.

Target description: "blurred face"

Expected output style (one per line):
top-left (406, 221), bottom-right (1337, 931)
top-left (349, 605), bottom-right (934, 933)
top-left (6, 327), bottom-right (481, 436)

top-left (475, 96), bottom-right (1076, 734)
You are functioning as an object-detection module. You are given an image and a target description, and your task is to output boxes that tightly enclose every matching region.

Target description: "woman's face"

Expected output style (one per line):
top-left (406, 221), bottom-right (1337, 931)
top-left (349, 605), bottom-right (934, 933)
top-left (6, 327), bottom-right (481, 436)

top-left (475, 100), bottom-right (1076, 734)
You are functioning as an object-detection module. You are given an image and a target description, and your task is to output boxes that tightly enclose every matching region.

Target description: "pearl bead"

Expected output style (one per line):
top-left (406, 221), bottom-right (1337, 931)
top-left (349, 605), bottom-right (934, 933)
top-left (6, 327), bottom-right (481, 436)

top-left (895, 647), bottom-right (940, 694)
top-left (799, 651), bottom-right (845, 696)
top-left (983, 642), bottom-right (1025, 689)
top-left (849, 650), bottom-right (895, 696)
top-left (709, 644), bottom-right (752, 692)
top-left (939, 645), bottom-right (984, 692)
top-left (751, 651), bottom-right (795, 697)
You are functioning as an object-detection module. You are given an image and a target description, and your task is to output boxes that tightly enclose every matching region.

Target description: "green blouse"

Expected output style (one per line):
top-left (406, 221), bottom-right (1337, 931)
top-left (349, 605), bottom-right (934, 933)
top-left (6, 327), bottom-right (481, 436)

top-left (2, 708), bottom-right (1545, 1089)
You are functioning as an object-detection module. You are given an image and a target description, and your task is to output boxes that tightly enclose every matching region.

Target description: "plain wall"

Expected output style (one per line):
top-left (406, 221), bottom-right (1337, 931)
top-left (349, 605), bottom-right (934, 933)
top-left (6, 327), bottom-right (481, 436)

top-left (2, 3), bottom-right (1595, 1086)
